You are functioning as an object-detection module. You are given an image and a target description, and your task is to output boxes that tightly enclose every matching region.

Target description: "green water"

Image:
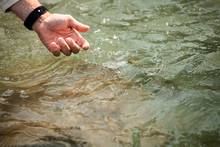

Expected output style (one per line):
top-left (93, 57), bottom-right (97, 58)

top-left (0, 0), bottom-right (220, 146)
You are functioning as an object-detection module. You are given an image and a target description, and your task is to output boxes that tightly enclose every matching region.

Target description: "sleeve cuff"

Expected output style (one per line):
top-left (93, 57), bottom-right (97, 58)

top-left (0, 0), bottom-right (20, 12)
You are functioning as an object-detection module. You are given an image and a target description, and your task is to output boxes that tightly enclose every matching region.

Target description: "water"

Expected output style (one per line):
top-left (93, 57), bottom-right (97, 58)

top-left (0, 0), bottom-right (220, 146)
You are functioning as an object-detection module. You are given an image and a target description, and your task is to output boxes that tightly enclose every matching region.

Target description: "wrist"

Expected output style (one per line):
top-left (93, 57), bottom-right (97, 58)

top-left (32, 12), bottom-right (51, 32)
top-left (24, 6), bottom-right (49, 30)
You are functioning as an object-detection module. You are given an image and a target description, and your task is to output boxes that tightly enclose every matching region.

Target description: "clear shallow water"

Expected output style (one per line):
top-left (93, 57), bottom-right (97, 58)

top-left (0, 0), bottom-right (220, 146)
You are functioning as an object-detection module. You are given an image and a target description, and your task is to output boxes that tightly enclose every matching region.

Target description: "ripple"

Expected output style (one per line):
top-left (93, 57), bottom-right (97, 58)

top-left (0, 0), bottom-right (220, 146)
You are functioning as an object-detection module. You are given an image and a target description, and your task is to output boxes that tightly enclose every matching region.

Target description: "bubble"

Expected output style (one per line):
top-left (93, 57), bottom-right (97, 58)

top-left (1, 89), bottom-right (14, 97)
top-left (19, 90), bottom-right (29, 99)
top-left (102, 18), bottom-right (110, 24)
top-left (0, 97), bottom-right (7, 104)
top-left (113, 34), bottom-right (119, 40)
top-left (94, 29), bottom-right (101, 33)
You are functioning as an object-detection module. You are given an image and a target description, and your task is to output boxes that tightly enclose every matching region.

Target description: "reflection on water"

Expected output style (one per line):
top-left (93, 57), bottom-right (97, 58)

top-left (0, 0), bottom-right (220, 146)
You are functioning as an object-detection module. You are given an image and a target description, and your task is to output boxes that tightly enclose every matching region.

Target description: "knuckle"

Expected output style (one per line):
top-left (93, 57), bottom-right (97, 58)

top-left (66, 15), bottom-right (74, 20)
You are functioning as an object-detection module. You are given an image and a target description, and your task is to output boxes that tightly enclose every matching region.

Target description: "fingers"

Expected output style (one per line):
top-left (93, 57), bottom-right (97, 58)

top-left (48, 42), bottom-right (61, 56)
top-left (57, 38), bottom-right (71, 56)
top-left (65, 38), bottom-right (80, 54)
top-left (67, 15), bottom-right (90, 32)
top-left (48, 37), bottom-right (84, 56)
top-left (71, 29), bottom-right (90, 50)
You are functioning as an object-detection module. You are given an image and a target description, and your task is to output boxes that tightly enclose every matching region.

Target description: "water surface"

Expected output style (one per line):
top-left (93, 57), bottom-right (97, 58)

top-left (0, 0), bottom-right (220, 146)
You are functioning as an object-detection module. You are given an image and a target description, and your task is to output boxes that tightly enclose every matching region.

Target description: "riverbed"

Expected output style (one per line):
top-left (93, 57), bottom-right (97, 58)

top-left (0, 0), bottom-right (220, 146)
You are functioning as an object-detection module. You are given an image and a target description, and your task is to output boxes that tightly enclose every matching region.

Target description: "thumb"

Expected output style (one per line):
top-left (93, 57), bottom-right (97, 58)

top-left (67, 15), bottom-right (90, 32)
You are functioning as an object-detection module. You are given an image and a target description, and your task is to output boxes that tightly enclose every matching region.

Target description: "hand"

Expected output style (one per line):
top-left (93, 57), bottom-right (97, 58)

top-left (33, 13), bottom-right (90, 56)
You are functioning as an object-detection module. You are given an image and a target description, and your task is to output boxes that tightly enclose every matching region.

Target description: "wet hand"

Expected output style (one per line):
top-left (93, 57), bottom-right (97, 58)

top-left (33, 13), bottom-right (90, 56)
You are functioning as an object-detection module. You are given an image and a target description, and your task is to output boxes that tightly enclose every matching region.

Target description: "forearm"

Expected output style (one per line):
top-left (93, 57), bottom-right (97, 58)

top-left (10, 0), bottom-right (41, 21)
top-left (9, 0), bottom-right (51, 32)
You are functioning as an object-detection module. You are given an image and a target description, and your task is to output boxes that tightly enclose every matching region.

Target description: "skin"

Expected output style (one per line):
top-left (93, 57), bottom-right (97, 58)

top-left (10, 0), bottom-right (90, 56)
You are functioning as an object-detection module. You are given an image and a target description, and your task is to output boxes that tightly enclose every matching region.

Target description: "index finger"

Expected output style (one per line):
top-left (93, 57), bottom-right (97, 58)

top-left (71, 29), bottom-right (90, 50)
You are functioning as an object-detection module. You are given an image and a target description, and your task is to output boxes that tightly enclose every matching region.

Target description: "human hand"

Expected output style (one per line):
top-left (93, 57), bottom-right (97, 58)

top-left (33, 13), bottom-right (90, 56)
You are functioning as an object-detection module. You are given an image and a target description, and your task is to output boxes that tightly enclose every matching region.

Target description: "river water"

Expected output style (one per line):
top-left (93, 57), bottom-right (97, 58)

top-left (0, 0), bottom-right (220, 146)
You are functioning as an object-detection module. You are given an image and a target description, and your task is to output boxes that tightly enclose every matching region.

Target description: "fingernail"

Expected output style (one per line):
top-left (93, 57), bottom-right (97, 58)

top-left (83, 25), bottom-right (90, 32)
top-left (85, 25), bottom-right (90, 29)
top-left (82, 42), bottom-right (90, 50)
